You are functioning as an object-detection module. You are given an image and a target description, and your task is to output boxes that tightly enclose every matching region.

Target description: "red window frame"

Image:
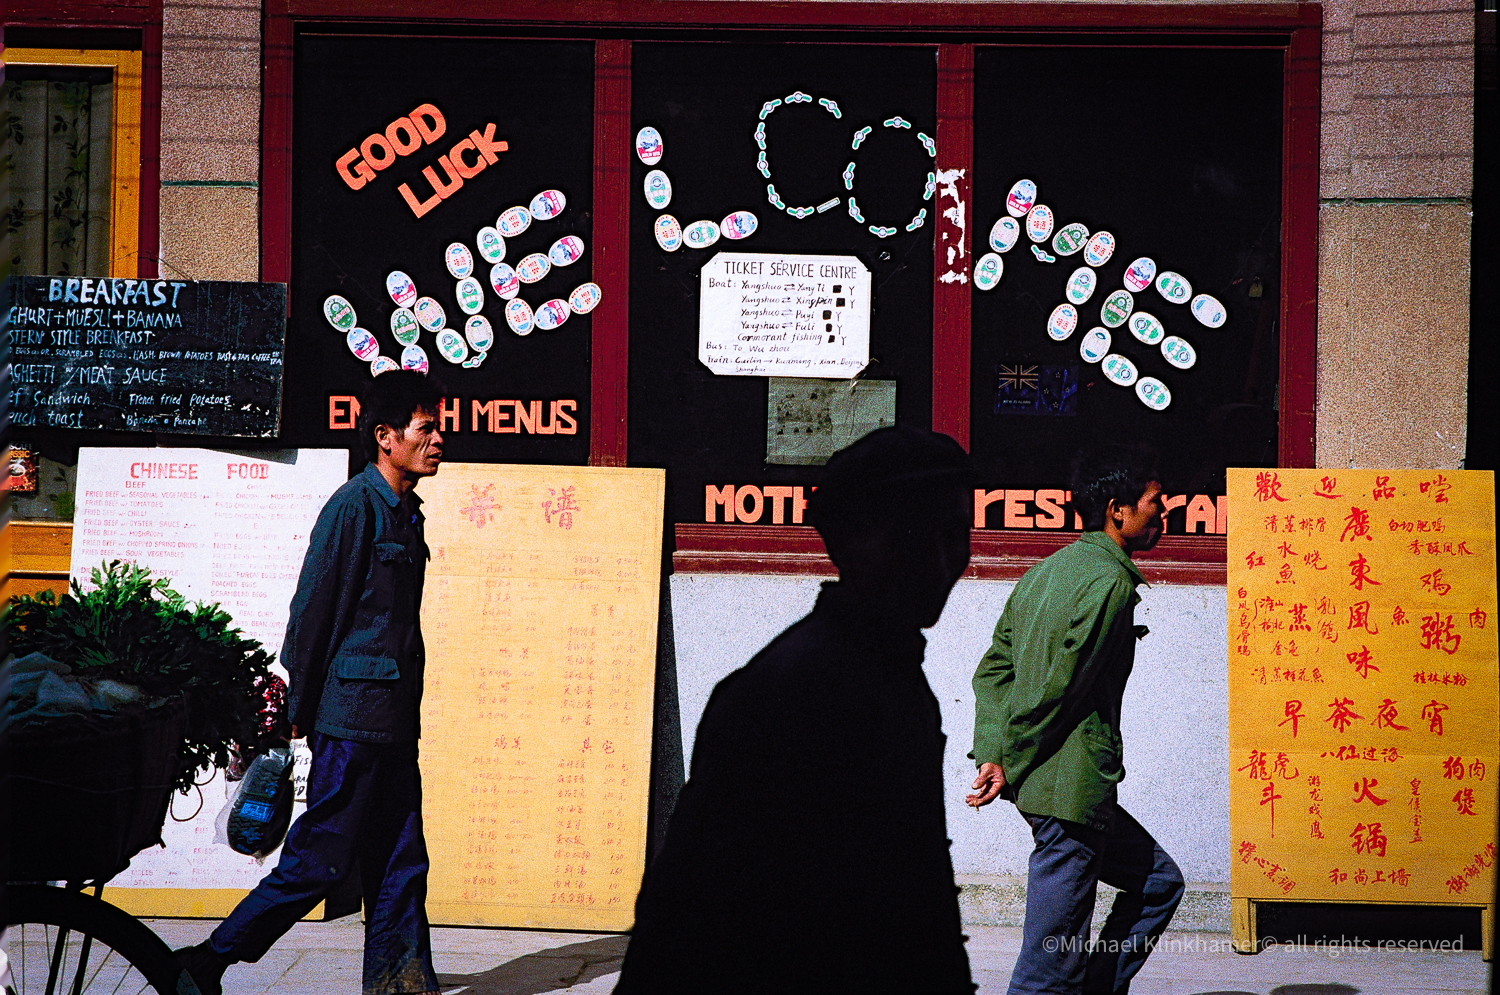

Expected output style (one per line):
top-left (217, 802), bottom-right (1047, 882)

top-left (261, 2), bottom-right (1322, 585)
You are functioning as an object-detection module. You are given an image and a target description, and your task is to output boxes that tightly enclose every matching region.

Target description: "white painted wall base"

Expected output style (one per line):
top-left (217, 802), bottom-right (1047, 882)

top-left (669, 573), bottom-right (1232, 886)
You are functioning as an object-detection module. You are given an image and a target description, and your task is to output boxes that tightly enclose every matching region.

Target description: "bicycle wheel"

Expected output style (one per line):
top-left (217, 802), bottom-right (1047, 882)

top-left (2, 885), bottom-right (185, 995)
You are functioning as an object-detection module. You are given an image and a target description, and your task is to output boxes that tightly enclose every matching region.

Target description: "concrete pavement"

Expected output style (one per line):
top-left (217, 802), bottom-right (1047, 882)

top-left (141, 917), bottom-right (1490, 995)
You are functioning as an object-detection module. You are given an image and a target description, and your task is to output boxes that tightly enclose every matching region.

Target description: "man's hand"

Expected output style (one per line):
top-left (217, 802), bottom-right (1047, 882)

top-left (290, 725), bottom-right (303, 740)
top-left (966, 762), bottom-right (1006, 809)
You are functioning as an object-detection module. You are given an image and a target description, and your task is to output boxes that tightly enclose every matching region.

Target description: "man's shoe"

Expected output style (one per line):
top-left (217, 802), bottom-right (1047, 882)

top-left (174, 941), bottom-right (227, 995)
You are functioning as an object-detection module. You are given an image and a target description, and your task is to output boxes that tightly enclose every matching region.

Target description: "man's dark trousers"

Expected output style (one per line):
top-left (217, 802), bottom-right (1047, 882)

top-left (208, 731), bottom-right (440, 995)
top-left (1007, 805), bottom-right (1184, 995)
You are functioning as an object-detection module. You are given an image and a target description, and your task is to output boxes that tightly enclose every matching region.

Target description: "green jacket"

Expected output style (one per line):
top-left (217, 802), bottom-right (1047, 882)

top-left (969, 532), bottom-right (1146, 830)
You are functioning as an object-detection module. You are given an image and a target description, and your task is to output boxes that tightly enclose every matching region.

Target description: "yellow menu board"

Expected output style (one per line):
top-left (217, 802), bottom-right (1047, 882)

top-left (417, 463), bottom-right (664, 930)
top-left (1227, 468), bottom-right (1497, 907)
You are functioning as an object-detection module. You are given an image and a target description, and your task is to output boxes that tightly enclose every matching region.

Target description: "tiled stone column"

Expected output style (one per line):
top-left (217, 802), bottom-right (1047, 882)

top-left (157, 0), bottom-right (261, 282)
top-left (1317, 0), bottom-right (1474, 469)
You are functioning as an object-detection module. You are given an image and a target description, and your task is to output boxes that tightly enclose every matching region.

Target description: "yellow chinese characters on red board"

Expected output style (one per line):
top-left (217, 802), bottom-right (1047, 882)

top-left (1227, 468), bottom-right (1498, 906)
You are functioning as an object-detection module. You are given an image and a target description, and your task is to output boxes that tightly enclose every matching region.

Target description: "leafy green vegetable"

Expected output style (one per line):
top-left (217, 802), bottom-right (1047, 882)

top-left (4, 560), bottom-right (275, 794)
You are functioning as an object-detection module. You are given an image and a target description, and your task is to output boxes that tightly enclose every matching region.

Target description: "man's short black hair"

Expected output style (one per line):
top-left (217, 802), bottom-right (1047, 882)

top-left (810, 425), bottom-right (973, 563)
top-left (358, 371), bottom-right (442, 463)
top-left (1069, 443), bottom-right (1162, 532)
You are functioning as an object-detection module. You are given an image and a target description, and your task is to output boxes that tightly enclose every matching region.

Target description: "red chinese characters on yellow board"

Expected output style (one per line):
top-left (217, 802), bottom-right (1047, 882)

top-left (1227, 468), bottom-right (1498, 905)
top-left (417, 463), bottom-right (665, 931)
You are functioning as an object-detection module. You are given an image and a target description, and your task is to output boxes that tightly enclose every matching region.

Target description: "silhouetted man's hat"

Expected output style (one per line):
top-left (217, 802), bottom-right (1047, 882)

top-left (811, 425), bottom-right (972, 537)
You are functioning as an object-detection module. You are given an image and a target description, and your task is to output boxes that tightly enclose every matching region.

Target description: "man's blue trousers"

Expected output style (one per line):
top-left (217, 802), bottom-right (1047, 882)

top-left (208, 732), bottom-right (440, 995)
top-left (1007, 805), bottom-right (1184, 995)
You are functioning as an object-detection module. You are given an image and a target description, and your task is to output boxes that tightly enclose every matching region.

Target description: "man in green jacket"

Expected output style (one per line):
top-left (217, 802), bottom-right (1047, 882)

top-left (966, 444), bottom-right (1183, 995)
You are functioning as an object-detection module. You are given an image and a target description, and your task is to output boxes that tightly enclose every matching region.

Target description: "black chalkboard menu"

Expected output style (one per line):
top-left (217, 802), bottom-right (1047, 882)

top-left (2, 276), bottom-right (287, 437)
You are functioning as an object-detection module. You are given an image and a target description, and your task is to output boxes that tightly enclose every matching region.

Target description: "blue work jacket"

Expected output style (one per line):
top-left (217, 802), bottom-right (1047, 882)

top-left (283, 463), bottom-right (429, 743)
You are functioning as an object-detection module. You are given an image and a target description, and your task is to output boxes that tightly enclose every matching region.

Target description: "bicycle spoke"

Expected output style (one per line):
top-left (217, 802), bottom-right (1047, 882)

top-left (34, 923), bottom-right (51, 992)
top-left (114, 952), bottom-right (155, 995)
top-left (9, 886), bottom-right (178, 995)
top-left (47, 924), bottom-right (72, 995)
top-left (82, 943), bottom-right (118, 993)
top-left (69, 932), bottom-right (96, 995)
top-left (9, 928), bottom-right (160, 995)
top-left (108, 961), bottom-right (130, 995)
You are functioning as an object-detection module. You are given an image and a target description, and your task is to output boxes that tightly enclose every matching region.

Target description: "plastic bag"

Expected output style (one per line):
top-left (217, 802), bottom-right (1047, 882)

top-left (224, 747), bottom-right (294, 858)
top-left (6, 652), bottom-right (155, 727)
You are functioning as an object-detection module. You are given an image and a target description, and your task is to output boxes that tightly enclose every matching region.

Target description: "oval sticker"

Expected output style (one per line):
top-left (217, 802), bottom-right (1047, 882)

top-left (1123, 256), bottom-right (1157, 293)
top-left (1046, 303), bottom-right (1079, 341)
top-left (1191, 293), bottom-right (1227, 328)
top-left (1128, 311), bottom-right (1165, 345)
top-left (535, 299), bottom-right (571, 331)
top-left (465, 314), bottom-right (494, 352)
top-left (548, 236), bottom-right (585, 267)
top-left (973, 253), bottom-right (1004, 291)
top-left (323, 294), bottom-right (356, 331)
top-left (1100, 289), bottom-right (1135, 328)
top-left (1026, 204), bottom-right (1055, 243)
top-left (683, 220), bottom-right (721, 250)
top-left (390, 307), bottom-right (421, 345)
top-left (489, 262), bottom-right (520, 300)
top-left (1065, 266), bottom-right (1097, 305)
top-left (385, 272), bottom-right (417, 308)
top-left (1006, 178), bottom-right (1037, 218)
top-left (989, 215), bottom-right (1021, 253)
top-left (529, 189), bottom-right (567, 221)
top-left (1101, 353), bottom-right (1139, 387)
top-left (475, 227), bottom-right (506, 264)
top-left (1155, 270), bottom-right (1192, 304)
top-left (370, 355), bottom-right (399, 376)
top-left (1079, 327), bottom-right (1111, 364)
top-left (1083, 231), bottom-right (1116, 268)
top-left (455, 276), bottom-right (485, 315)
top-left (1161, 335), bottom-right (1197, 369)
top-left (655, 214), bottom-right (683, 252)
top-left (1051, 222), bottom-right (1090, 257)
top-left (435, 328), bottom-right (468, 364)
top-left (1136, 376), bottom-right (1172, 410)
top-left (644, 170), bottom-right (672, 210)
top-left (516, 253), bottom-right (552, 284)
top-left (400, 344), bottom-right (429, 373)
top-left (445, 242), bottom-right (474, 279)
top-left (413, 296), bottom-right (446, 331)
top-left (635, 126), bottom-right (664, 165)
top-left (505, 298), bottom-right (535, 336)
top-left (721, 211), bottom-right (758, 240)
top-left (568, 282), bottom-right (603, 315)
top-left (346, 327), bottom-right (379, 361)
top-left (496, 206), bottom-right (532, 238)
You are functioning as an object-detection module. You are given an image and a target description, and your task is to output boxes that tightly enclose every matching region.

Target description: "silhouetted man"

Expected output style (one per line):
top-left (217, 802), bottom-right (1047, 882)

top-left (617, 426), bottom-right (976, 995)
top-left (178, 372), bottom-right (445, 995)
top-left (967, 444), bottom-right (1183, 995)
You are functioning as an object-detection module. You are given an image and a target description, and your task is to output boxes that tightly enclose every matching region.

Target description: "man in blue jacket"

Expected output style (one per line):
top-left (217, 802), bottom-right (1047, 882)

top-left (179, 371), bottom-right (444, 995)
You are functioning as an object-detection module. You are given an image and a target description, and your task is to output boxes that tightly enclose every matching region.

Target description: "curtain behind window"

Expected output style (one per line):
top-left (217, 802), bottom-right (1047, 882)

top-left (0, 65), bottom-right (114, 279)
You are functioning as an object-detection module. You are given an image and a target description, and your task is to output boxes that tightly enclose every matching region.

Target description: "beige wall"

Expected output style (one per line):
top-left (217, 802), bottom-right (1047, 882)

top-left (1317, 0), bottom-right (1475, 469)
top-left (157, 0), bottom-right (261, 282)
